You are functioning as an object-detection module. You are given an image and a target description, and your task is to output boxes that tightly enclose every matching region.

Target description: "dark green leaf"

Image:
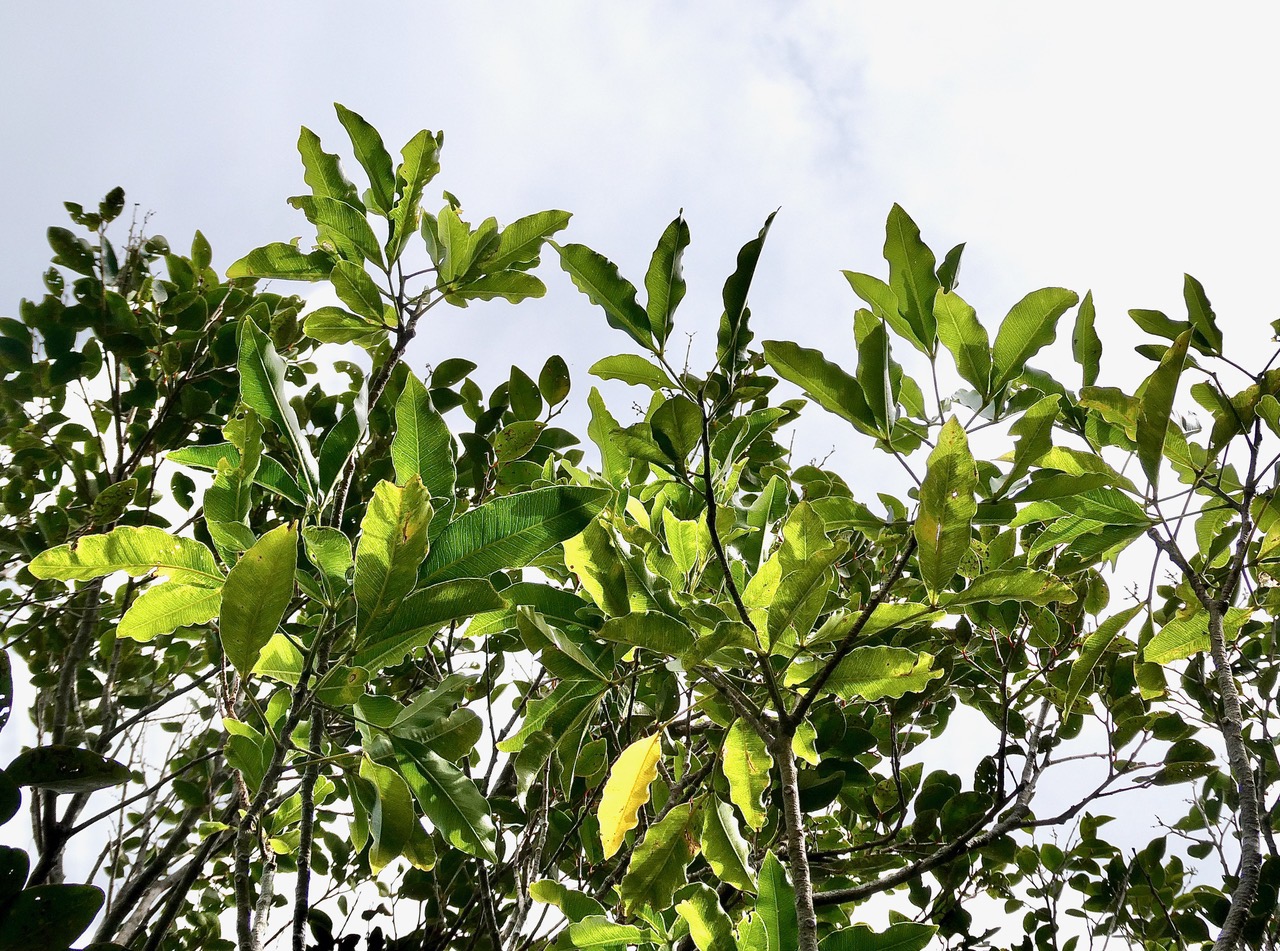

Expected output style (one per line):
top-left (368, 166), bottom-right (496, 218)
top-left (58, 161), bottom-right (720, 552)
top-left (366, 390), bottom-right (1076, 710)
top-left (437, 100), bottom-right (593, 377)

top-left (883, 204), bottom-right (939, 354)
top-left (554, 242), bottom-right (652, 349)
top-left (6, 746), bottom-right (130, 794)
top-left (718, 211), bottom-right (776, 376)
top-left (0, 883), bottom-right (103, 951)
top-left (393, 737), bottom-right (497, 861)
top-left (335, 103), bottom-right (396, 216)
top-left (238, 317), bottom-right (320, 495)
top-left (1135, 330), bottom-right (1192, 490)
top-left (355, 579), bottom-right (505, 670)
top-left (645, 213), bottom-right (690, 349)
top-left (1072, 290), bottom-right (1101, 387)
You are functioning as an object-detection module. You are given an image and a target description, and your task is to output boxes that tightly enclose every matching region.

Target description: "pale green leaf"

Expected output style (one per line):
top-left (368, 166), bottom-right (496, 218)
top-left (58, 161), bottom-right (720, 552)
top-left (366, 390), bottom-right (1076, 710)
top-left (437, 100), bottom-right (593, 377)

top-left (620, 802), bottom-right (698, 914)
top-left (219, 523), bottom-right (298, 675)
top-left (991, 287), bottom-right (1079, 390)
top-left (555, 242), bottom-right (652, 349)
top-left (117, 582), bottom-right (221, 642)
top-left (934, 289), bottom-right (991, 396)
top-left (226, 241), bottom-right (334, 281)
top-left (354, 478), bottom-right (432, 634)
top-left (723, 720), bottom-right (772, 832)
top-left (914, 417), bottom-right (977, 597)
top-left (1065, 604), bottom-right (1143, 711)
top-left (941, 570), bottom-right (1075, 608)
top-left (237, 317), bottom-right (320, 495)
top-left (787, 646), bottom-right (943, 702)
top-left (676, 883), bottom-right (737, 951)
top-left (590, 354), bottom-right (672, 390)
top-left (757, 852), bottom-right (798, 951)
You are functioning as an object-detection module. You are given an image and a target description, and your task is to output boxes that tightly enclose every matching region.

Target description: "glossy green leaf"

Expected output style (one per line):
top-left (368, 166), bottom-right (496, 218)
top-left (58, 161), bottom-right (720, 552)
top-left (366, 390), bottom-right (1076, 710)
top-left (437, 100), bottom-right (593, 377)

top-left (219, 523), bottom-right (298, 675)
top-left (787, 646), bottom-right (943, 701)
top-left (237, 317), bottom-right (320, 495)
top-left (757, 852), bottom-right (798, 951)
top-left (934, 289), bottom-right (991, 396)
top-left (393, 737), bottom-right (497, 861)
top-left (700, 797), bottom-right (756, 892)
top-left (354, 477), bottom-right (432, 633)
top-left (855, 320), bottom-right (893, 433)
top-left (569, 917), bottom-right (653, 948)
top-left (359, 756), bottom-right (414, 873)
top-left (392, 371), bottom-right (455, 501)
top-left (818, 922), bottom-right (937, 951)
top-left (225, 241), bottom-right (334, 281)
top-left (761, 340), bottom-right (874, 434)
top-left (914, 417), bottom-right (977, 596)
top-left (590, 354), bottom-right (672, 390)
top-left (29, 526), bottom-right (222, 587)
top-left (646, 213), bottom-right (691, 349)
top-left (990, 287), bottom-right (1079, 390)
top-left (354, 579), bottom-right (504, 670)
top-left (554, 242), bottom-right (652, 349)
top-left (1065, 604), bottom-right (1143, 711)
top-left (1135, 329), bottom-right (1191, 491)
top-left (723, 719), bottom-right (772, 832)
top-left (1072, 290), bottom-right (1101, 387)
top-left (419, 485), bottom-right (609, 584)
top-left (676, 883), bottom-right (737, 951)
top-left (117, 582), bottom-right (222, 642)
top-left (335, 104), bottom-right (395, 216)
top-left (620, 801), bottom-right (698, 914)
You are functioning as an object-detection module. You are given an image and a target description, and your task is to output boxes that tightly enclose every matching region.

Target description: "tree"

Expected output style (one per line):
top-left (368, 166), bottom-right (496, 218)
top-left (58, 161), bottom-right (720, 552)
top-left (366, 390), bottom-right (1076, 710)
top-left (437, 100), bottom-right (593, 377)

top-left (0, 105), bottom-right (1276, 951)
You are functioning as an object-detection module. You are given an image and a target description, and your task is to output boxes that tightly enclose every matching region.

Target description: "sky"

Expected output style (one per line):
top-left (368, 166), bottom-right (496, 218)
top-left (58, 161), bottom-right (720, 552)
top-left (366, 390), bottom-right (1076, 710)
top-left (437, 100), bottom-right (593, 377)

top-left (2, 0), bottom-right (1279, 935)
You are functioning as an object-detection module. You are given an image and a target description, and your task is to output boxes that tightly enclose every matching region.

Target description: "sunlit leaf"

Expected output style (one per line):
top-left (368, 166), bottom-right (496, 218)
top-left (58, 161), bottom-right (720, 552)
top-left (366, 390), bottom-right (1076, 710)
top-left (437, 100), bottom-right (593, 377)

top-left (598, 733), bottom-right (662, 860)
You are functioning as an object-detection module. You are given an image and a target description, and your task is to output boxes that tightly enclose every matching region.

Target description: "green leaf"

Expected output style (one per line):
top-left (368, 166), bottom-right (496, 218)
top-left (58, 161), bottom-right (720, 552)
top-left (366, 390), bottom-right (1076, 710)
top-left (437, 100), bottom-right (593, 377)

top-left (252, 633), bottom-right (304, 685)
top-left (757, 851), bottom-right (798, 951)
top-left (723, 719), bottom-right (772, 832)
top-left (761, 340), bottom-right (874, 434)
top-left (765, 545), bottom-right (842, 651)
top-left (5, 746), bottom-right (130, 794)
top-left (1065, 604), bottom-right (1143, 711)
top-left (590, 354), bottom-right (672, 390)
top-left (598, 733), bottom-right (663, 859)
top-left (219, 523), bottom-right (298, 675)
top-left (354, 478), bottom-right (432, 634)
top-left (787, 646), bottom-right (943, 702)
top-left (914, 417), bottom-right (977, 597)
top-left (1144, 613), bottom-right (1209, 665)
top-left (238, 317), bottom-right (320, 496)
top-left (1184, 274), bottom-right (1222, 354)
top-left (303, 307), bottom-right (387, 348)
top-left (554, 242), bottom-right (652, 350)
top-left (539, 354), bottom-right (572, 406)
top-left (883, 204), bottom-right (940, 353)
top-left (28, 526), bottom-right (222, 587)
top-left (392, 371), bottom-right (455, 500)
top-left (117, 582), bottom-right (222, 642)
top-left (620, 802), bottom-right (698, 914)
top-left (934, 289), bottom-right (991, 396)
top-left (387, 129), bottom-right (443, 263)
top-left (855, 320), bottom-right (893, 433)
top-left (1072, 290), bottom-right (1102, 387)
top-left (335, 103), bottom-right (395, 216)
top-left (941, 570), bottom-right (1074, 608)
top-left (646, 213), bottom-right (691, 349)
top-left (393, 737), bottom-right (497, 861)
top-left (330, 260), bottom-right (385, 321)
top-left (844, 272), bottom-right (924, 354)
top-left (676, 883), bottom-right (737, 951)
top-left (0, 883), bottom-right (104, 951)
top-left (288, 195), bottom-right (383, 266)
top-left (529, 880), bottom-right (608, 923)
top-left (700, 797), bottom-right (756, 893)
top-left (419, 485), bottom-right (610, 584)
top-left (563, 518), bottom-right (630, 617)
top-left (718, 211), bottom-right (776, 377)
top-left (588, 388), bottom-right (629, 485)
top-left (990, 287), bottom-right (1079, 390)
top-left (359, 756), bottom-right (414, 873)
top-left (318, 382), bottom-right (368, 496)
top-left (354, 579), bottom-right (505, 670)
top-left (167, 443), bottom-right (306, 506)
top-left (569, 917), bottom-right (653, 948)
top-left (651, 395), bottom-right (702, 465)
top-left (450, 270), bottom-right (546, 304)
top-left (1135, 330), bottom-right (1192, 491)
top-left (226, 241), bottom-right (334, 281)
top-left (937, 242), bottom-right (964, 292)
top-left (297, 126), bottom-right (359, 207)
top-left (819, 922), bottom-right (938, 951)
top-left (997, 394), bottom-right (1060, 495)
top-left (598, 613), bottom-right (695, 657)
top-left (484, 209), bottom-right (572, 273)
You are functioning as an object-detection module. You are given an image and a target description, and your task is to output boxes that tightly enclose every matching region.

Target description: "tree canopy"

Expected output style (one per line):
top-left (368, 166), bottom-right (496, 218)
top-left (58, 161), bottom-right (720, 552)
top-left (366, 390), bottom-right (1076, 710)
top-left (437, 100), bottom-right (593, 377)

top-left (0, 105), bottom-right (1277, 951)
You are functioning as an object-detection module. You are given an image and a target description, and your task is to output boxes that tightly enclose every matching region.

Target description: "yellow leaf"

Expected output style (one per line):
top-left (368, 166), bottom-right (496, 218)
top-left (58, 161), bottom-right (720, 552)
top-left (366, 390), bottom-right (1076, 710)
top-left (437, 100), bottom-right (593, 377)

top-left (597, 733), bottom-right (662, 859)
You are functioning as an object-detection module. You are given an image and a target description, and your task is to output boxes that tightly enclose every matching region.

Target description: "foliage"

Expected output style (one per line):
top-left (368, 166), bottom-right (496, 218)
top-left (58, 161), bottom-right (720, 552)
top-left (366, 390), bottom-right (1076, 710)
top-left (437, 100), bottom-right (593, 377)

top-left (1, 105), bottom-right (1278, 951)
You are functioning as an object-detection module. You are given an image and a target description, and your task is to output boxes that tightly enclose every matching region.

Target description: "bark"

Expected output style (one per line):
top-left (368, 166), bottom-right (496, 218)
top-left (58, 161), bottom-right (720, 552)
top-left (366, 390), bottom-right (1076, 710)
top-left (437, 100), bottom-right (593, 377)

top-left (775, 733), bottom-right (819, 951)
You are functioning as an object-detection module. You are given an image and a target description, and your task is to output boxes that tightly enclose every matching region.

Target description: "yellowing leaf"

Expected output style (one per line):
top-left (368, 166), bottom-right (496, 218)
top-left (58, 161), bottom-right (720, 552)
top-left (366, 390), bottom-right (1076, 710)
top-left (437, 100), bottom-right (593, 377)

top-left (597, 733), bottom-right (662, 859)
top-left (723, 719), bottom-right (772, 832)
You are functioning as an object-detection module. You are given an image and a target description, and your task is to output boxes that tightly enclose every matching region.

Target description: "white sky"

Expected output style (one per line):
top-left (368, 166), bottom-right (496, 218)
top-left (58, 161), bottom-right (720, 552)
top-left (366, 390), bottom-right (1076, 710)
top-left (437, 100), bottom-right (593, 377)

top-left (2, 0), bottom-right (1278, 936)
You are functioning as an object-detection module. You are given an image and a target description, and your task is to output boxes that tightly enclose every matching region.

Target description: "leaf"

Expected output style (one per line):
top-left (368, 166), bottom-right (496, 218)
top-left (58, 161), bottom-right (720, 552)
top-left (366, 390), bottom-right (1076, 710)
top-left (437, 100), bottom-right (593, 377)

top-left (651, 395), bottom-right (702, 465)
top-left (1072, 290), bottom-right (1102, 387)
top-left (529, 879), bottom-right (608, 923)
top-left (700, 797), bottom-right (756, 892)
top-left (330, 260), bottom-right (385, 321)
top-left (883, 204), bottom-right (940, 353)
top-left (484, 209), bottom-right (572, 272)
top-left (0, 883), bottom-right (104, 951)
top-left (554, 242), bottom-right (652, 349)
top-left (387, 129), bottom-right (443, 263)
top-left (1184, 274), bottom-right (1222, 354)
top-left (598, 733), bottom-right (663, 859)
top-left (354, 579), bottom-right (505, 670)
top-left (392, 371), bottom-right (455, 501)
top-left (288, 195), bottom-right (383, 265)
top-left (787, 646), bottom-right (943, 702)
top-left (393, 737), bottom-right (497, 861)
top-left (588, 388), bottom-right (629, 485)
top-left (1135, 330), bottom-right (1192, 491)
top-left (855, 320), bottom-right (893, 433)
top-left (219, 523), bottom-right (298, 675)
top-left (237, 317), bottom-right (320, 496)
top-left (225, 241), bottom-right (334, 281)
top-left (568, 917), bottom-right (652, 948)
top-left (620, 802), bottom-right (698, 913)
top-left (765, 545), bottom-right (842, 651)
top-left (598, 613), bottom-right (695, 657)
top-left (359, 756), bottom-right (414, 873)
top-left (419, 485), bottom-right (609, 584)
top-left (723, 719), bottom-right (772, 832)
top-left (990, 287), bottom-right (1079, 390)
top-left (997, 394), bottom-right (1060, 494)
top-left (761, 340), bottom-right (874, 434)
top-left (941, 570), bottom-right (1074, 608)
top-left (28, 526), bottom-right (222, 587)
top-left (302, 307), bottom-right (386, 348)
top-left (1065, 604), bottom-right (1143, 711)
top-left (676, 883), bottom-right (737, 951)
top-left (451, 270), bottom-right (546, 304)
top-left (252, 633), bottom-right (304, 685)
top-left (914, 417), bottom-right (977, 597)
top-left (117, 582), bottom-right (222, 642)
top-left (718, 211), bottom-right (776, 377)
top-left (646, 213), bottom-right (691, 349)
top-left (937, 242), bottom-right (964, 292)
top-left (297, 126), bottom-right (359, 207)
top-left (539, 354), bottom-right (572, 406)
top-left (934, 289), bottom-right (992, 396)
top-left (167, 443), bottom-right (306, 506)
top-left (844, 271), bottom-right (923, 354)
top-left (756, 852), bottom-right (798, 951)
top-left (819, 922), bottom-right (938, 951)
top-left (1144, 613), bottom-right (1210, 665)
top-left (590, 354), bottom-right (672, 390)
top-left (335, 103), bottom-right (395, 216)
top-left (5, 746), bottom-right (130, 794)
top-left (318, 380), bottom-right (368, 496)
top-left (354, 478), bottom-right (432, 634)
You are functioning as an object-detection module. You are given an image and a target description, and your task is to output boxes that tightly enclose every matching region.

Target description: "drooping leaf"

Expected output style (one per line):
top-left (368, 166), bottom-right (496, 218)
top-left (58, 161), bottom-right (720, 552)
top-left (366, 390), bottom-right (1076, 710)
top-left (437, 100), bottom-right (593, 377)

top-left (450, 270), bottom-right (546, 304)
top-left (756, 851), bottom-right (798, 951)
top-left (620, 802), bottom-right (699, 913)
top-left (934, 289), bottom-right (991, 396)
top-left (722, 719), bottom-right (772, 832)
top-left (354, 579), bottom-right (505, 670)
top-left (718, 211), bottom-right (776, 378)
top-left (393, 737), bottom-right (497, 861)
top-left (914, 417), bottom-right (977, 597)
top-left (1135, 330), bottom-right (1192, 491)
top-left (359, 756), bottom-right (415, 873)
top-left (29, 526), bottom-right (222, 588)
top-left (1072, 290), bottom-right (1102, 387)
top-left (598, 733), bottom-right (663, 860)
top-left (219, 523), bottom-right (298, 674)
top-left (700, 796), bottom-right (756, 892)
top-left (646, 213), bottom-right (691, 349)
top-left (990, 287), bottom-right (1079, 390)
top-left (555, 242), bottom-right (652, 349)
top-left (761, 340), bottom-right (875, 435)
top-left (419, 485), bottom-right (609, 584)
top-left (237, 317), bottom-right (320, 495)
top-left (676, 883), bottom-right (737, 951)
top-left (354, 478), bottom-right (432, 633)
top-left (226, 241), bottom-right (334, 281)
top-left (5, 746), bottom-right (130, 794)
top-left (1065, 604), bottom-right (1144, 711)
top-left (787, 646), bottom-right (943, 702)
top-left (117, 582), bottom-right (222, 642)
